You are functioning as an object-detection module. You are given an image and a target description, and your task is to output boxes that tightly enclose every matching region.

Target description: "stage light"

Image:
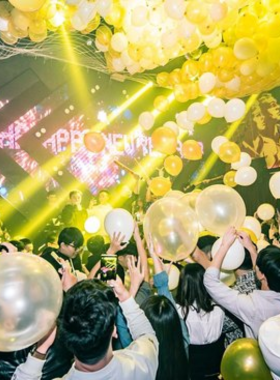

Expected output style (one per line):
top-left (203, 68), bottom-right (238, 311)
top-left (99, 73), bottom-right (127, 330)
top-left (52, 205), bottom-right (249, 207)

top-left (84, 216), bottom-right (101, 234)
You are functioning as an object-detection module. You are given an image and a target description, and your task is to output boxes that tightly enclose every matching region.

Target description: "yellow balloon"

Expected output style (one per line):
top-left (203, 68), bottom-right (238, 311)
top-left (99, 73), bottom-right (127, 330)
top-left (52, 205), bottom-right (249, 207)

top-left (168, 69), bottom-right (182, 87)
top-left (174, 83), bottom-right (191, 103)
top-left (186, 1), bottom-right (207, 24)
top-left (181, 60), bottom-right (200, 82)
top-left (153, 95), bottom-right (170, 112)
top-left (149, 177), bottom-right (172, 197)
top-left (196, 112), bottom-right (212, 125)
top-left (104, 4), bottom-right (125, 28)
top-left (152, 127), bottom-right (177, 155)
top-left (9, 0), bottom-right (46, 12)
top-left (219, 142), bottom-right (241, 164)
top-left (156, 72), bottom-right (170, 87)
top-left (95, 25), bottom-right (112, 46)
top-left (81, 14), bottom-right (100, 34)
top-left (223, 171), bottom-right (237, 188)
top-left (164, 155), bottom-right (183, 176)
top-left (235, 12), bottom-right (258, 38)
top-left (182, 140), bottom-right (202, 160)
top-left (213, 46), bottom-right (235, 69)
top-left (238, 227), bottom-right (257, 244)
top-left (199, 52), bottom-right (214, 72)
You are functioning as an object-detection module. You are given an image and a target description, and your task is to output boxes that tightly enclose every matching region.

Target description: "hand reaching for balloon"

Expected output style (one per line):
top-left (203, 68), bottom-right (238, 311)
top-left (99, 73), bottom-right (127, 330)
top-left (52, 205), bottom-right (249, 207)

top-left (221, 226), bottom-right (237, 249)
top-left (237, 230), bottom-right (254, 251)
top-left (127, 256), bottom-right (144, 298)
top-left (107, 232), bottom-right (128, 255)
top-left (35, 325), bottom-right (57, 356)
top-left (108, 276), bottom-right (130, 303)
top-left (147, 234), bottom-right (165, 274)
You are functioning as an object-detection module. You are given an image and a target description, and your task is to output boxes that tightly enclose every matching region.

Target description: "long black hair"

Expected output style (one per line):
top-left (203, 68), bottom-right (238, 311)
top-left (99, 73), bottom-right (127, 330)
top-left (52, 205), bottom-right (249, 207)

top-left (176, 263), bottom-right (214, 320)
top-left (141, 295), bottom-right (189, 380)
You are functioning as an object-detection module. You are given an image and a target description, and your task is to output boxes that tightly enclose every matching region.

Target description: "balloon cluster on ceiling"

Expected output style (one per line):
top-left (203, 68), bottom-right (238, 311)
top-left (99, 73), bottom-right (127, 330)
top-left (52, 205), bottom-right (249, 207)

top-left (1, 0), bottom-right (280, 99)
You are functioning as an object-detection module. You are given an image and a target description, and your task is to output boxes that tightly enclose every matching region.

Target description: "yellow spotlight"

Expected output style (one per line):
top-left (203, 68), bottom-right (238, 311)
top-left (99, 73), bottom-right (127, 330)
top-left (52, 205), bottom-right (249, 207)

top-left (84, 216), bottom-right (101, 234)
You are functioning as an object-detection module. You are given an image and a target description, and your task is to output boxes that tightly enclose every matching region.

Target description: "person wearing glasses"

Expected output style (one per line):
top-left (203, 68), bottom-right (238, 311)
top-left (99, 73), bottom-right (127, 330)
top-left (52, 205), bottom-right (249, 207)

top-left (41, 227), bottom-right (84, 277)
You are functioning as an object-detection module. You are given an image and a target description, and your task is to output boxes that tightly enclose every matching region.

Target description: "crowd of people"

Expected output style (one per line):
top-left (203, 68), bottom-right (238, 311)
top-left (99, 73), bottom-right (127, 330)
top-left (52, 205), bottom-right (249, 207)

top-left (1, 188), bottom-right (280, 380)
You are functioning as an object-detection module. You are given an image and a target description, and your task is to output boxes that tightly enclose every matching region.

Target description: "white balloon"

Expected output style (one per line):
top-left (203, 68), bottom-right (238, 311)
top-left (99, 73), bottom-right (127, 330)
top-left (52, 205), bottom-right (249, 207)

top-left (167, 264), bottom-right (180, 290)
top-left (212, 237), bottom-right (245, 270)
top-left (231, 152), bottom-right (252, 170)
top-left (176, 111), bottom-right (194, 131)
top-left (187, 102), bottom-right (206, 122)
top-left (164, 190), bottom-right (184, 199)
top-left (209, 2), bottom-right (228, 21)
top-left (257, 237), bottom-right (270, 252)
top-left (164, 0), bottom-right (186, 19)
top-left (77, 0), bottom-right (96, 24)
top-left (211, 135), bottom-right (228, 154)
top-left (131, 5), bottom-right (148, 26)
top-left (111, 32), bottom-right (128, 52)
top-left (269, 171), bottom-right (280, 199)
top-left (235, 166), bottom-right (257, 186)
top-left (198, 72), bottom-right (217, 94)
top-left (105, 208), bottom-right (134, 242)
top-left (259, 315), bottom-right (280, 377)
top-left (207, 98), bottom-right (226, 118)
top-left (138, 111), bottom-right (155, 130)
top-left (96, 0), bottom-right (112, 17)
top-left (225, 98), bottom-right (246, 123)
top-left (163, 121), bottom-right (179, 136)
top-left (257, 203), bottom-right (275, 221)
top-left (242, 216), bottom-right (262, 240)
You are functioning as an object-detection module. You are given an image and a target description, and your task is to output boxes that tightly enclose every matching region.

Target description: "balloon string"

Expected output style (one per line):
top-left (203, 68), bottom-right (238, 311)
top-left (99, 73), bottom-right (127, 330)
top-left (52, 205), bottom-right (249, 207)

top-left (184, 175), bottom-right (223, 191)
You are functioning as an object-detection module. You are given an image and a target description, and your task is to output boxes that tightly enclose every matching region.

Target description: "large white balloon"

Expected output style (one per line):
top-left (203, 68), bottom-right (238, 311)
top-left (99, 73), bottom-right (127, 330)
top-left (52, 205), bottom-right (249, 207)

top-left (259, 315), bottom-right (280, 377)
top-left (231, 152), bottom-right (252, 170)
top-left (235, 166), bottom-right (257, 186)
top-left (242, 216), bottom-right (262, 240)
top-left (211, 135), bottom-right (228, 154)
top-left (257, 203), bottom-right (275, 221)
top-left (164, 190), bottom-right (184, 199)
top-left (225, 98), bottom-right (246, 123)
top-left (212, 237), bottom-right (245, 270)
top-left (144, 197), bottom-right (199, 262)
top-left (0, 253), bottom-right (62, 351)
top-left (269, 171), bottom-right (280, 199)
top-left (198, 72), bottom-right (217, 94)
top-left (196, 185), bottom-right (246, 236)
top-left (105, 208), bottom-right (134, 242)
top-left (207, 98), bottom-right (226, 118)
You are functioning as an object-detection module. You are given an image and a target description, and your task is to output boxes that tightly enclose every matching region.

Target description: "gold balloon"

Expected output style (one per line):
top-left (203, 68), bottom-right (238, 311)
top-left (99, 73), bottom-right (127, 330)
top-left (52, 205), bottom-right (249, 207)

top-left (196, 112), bottom-right (212, 125)
top-left (153, 95), bottom-right (170, 112)
top-left (9, 0), bottom-right (46, 12)
top-left (104, 3), bottom-right (125, 28)
top-left (238, 227), bottom-right (257, 244)
top-left (164, 155), bottom-right (183, 176)
top-left (219, 142), bottom-right (241, 164)
top-left (181, 60), bottom-right (200, 81)
top-left (186, 1), bottom-right (207, 24)
top-left (223, 171), bottom-right (237, 188)
top-left (182, 140), bottom-right (202, 160)
top-left (156, 72), bottom-right (170, 87)
top-left (174, 83), bottom-right (191, 103)
top-left (149, 177), bottom-right (172, 197)
top-left (152, 127), bottom-right (177, 155)
top-left (168, 69), bottom-right (182, 87)
top-left (221, 338), bottom-right (273, 380)
top-left (95, 25), bottom-right (112, 46)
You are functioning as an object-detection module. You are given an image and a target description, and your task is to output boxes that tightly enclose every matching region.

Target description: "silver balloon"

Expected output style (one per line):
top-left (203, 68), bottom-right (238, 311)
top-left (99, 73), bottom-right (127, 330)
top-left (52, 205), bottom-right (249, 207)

top-left (144, 197), bottom-right (199, 261)
top-left (0, 253), bottom-right (63, 351)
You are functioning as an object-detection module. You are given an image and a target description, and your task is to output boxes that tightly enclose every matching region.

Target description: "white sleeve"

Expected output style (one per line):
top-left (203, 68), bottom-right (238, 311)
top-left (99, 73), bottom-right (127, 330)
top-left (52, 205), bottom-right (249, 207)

top-left (11, 354), bottom-right (45, 380)
top-left (204, 267), bottom-right (255, 325)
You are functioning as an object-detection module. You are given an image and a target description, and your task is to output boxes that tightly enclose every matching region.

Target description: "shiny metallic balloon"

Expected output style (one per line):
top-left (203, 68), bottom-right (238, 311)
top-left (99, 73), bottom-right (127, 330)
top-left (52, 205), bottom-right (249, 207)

top-left (221, 338), bottom-right (273, 380)
top-left (144, 197), bottom-right (199, 262)
top-left (0, 253), bottom-right (63, 351)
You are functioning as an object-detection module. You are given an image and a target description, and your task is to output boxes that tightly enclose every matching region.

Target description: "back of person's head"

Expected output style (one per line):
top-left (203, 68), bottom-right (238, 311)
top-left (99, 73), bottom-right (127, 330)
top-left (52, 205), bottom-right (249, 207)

top-left (257, 246), bottom-right (280, 292)
top-left (9, 240), bottom-right (24, 252)
top-left (19, 238), bottom-right (32, 246)
top-left (176, 263), bottom-right (214, 318)
top-left (116, 241), bottom-right (138, 258)
top-left (197, 235), bottom-right (218, 259)
top-left (58, 227), bottom-right (84, 249)
top-left (87, 235), bottom-right (105, 255)
top-left (59, 279), bottom-right (117, 363)
top-left (236, 248), bottom-right (254, 271)
top-left (141, 295), bottom-right (189, 380)
top-left (69, 190), bottom-right (82, 199)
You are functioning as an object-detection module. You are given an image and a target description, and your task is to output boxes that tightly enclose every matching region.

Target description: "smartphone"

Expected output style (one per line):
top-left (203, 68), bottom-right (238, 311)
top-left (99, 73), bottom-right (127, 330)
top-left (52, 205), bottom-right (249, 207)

top-left (100, 255), bottom-right (117, 281)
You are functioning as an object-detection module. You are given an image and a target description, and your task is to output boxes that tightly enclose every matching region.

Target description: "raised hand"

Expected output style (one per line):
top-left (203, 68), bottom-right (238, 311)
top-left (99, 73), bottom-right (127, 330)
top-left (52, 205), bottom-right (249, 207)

top-left (107, 231), bottom-right (128, 255)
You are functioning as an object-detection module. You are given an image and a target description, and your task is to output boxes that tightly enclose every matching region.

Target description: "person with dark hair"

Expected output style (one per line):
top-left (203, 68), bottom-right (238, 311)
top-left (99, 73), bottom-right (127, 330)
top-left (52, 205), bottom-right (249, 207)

top-left (141, 295), bottom-right (189, 380)
top-left (13, 278), bottom-right (159, 380)
top-left (85, 235), bottom-right (106, 270)
top-left (9, 240), bottom-right (24, 252)
top-left (203, 227), bottom-right (280, 339)
top-left (19, 238), bottom-right (34, 254)
top-left (41, 227), bottom-right (84, 275)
